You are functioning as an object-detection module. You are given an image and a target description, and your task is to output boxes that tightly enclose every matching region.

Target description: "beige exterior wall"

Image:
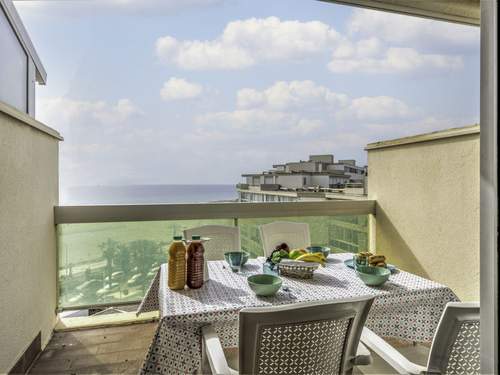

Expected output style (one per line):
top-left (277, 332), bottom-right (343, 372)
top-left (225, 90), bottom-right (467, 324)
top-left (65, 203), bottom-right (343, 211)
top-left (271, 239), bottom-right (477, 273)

top-left (367, 125), bottom-right (480, 301)
top-left (0, 102), bottom-right (61, 372)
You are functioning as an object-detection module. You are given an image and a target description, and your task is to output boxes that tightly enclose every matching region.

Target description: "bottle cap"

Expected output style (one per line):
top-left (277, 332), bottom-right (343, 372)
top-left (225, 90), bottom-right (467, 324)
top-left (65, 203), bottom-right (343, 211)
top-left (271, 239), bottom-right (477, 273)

top-left (191, 235), bottom-right (201, 240)
top-left (173, 235), bottom-right (183, 240)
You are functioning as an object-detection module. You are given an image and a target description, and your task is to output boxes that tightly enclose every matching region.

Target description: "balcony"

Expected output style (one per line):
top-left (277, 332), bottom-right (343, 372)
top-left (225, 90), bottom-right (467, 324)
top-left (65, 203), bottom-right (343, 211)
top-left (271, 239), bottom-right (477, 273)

top-left (1, 0), bottom-right (493, 373)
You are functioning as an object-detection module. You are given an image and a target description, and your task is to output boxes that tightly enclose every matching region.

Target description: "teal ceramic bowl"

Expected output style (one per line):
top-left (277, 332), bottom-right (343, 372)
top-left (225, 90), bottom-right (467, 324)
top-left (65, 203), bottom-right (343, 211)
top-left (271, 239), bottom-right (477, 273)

top-left (306, 246), bottom-right (331, 258)
top-left (224, 251), bottom-right (249, 267)
top-left (247, 274), bottom-right (282, 296)
top-left (356, 265), bottom-right (391, 286)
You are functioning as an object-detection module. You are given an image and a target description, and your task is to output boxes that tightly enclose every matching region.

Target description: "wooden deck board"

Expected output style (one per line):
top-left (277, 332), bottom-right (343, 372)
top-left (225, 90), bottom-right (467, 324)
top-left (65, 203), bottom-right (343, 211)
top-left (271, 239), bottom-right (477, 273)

top-left (29, 323), bottom-right (157, 374)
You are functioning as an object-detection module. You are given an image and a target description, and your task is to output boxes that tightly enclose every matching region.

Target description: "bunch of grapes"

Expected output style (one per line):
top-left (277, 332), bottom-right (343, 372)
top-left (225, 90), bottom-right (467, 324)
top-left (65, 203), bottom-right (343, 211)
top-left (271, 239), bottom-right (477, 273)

top-left (266, 243), bottom-right (290, 265)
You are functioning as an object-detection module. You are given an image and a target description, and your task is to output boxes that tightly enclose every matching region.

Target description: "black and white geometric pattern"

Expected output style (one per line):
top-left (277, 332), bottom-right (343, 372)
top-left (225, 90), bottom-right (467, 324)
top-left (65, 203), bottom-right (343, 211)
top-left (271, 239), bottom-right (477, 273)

top-left (256, 319), bottom-right (351, 375)
top-left (137, 253), bottom-right (459, 374)
top-left (445, 321), bottom-right (480, 374)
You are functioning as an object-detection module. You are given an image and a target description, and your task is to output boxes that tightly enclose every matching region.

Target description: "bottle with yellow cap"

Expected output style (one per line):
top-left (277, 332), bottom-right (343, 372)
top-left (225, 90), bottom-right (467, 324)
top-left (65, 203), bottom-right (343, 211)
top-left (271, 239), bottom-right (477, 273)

top-left (168, 235), bottom-right (186, 290)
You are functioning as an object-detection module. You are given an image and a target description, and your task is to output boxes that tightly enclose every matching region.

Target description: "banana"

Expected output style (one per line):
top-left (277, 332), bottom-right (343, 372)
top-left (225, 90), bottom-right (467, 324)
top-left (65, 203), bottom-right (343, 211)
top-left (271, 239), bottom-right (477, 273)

top-left (296, 253), bottom-right (326, 266)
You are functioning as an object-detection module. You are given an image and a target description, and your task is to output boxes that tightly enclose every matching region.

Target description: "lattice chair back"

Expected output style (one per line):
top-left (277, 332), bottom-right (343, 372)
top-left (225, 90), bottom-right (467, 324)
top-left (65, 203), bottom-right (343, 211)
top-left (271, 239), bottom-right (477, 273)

top-left (259, 221), bottom-right (311, 257)
top-left (239, 297), bottom-right (374, 375)
top-left (426, 302), bottom-right (480, 374)
top-left (183, 225), bottom-right (241, 261)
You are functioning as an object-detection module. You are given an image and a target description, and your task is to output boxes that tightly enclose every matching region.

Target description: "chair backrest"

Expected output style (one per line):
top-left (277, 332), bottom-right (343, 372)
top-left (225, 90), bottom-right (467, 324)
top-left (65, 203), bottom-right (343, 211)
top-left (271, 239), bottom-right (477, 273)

top-left (259, 221), bottom-right (311, 257)
top-left (183, 225), bottom-right (241, 261)
top-left (427, 302), bottom-right (480, 374)
top-left (239, 296), bottom-right (374, 375)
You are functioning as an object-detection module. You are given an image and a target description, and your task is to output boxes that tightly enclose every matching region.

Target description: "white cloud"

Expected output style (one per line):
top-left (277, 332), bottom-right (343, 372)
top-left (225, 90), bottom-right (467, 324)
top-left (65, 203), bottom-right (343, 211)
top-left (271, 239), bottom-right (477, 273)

top-left (339, 96), bottom-right (411, 120)
top-left (329, 40), bottom-right (463, 74)
top-left (155, 17), bottom-right (340, 70)
top-left (348, 9), bottom-right (479, 48)
top-left (196, 108), bottom-right (324, 136)
top-left (160, 77), bottom-right (203, 101)
top-left (234, 80), bottom-right (411, 121)
top-left (237, 80), bottom-right (349, 111)
top-left (196, 80), bottom-right (413, 139)
top-left (37, 97), bottom-right (142, 130)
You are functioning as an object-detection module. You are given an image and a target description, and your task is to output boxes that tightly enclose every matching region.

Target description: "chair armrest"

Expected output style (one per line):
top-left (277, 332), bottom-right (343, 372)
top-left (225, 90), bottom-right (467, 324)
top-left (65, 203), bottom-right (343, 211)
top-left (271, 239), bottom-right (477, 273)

top-left (353, 341), bottom-right (372, 365)
top-left (361, 327), bottom-right (427, 375)
top-left (201, 325), bottom-right (232, 375)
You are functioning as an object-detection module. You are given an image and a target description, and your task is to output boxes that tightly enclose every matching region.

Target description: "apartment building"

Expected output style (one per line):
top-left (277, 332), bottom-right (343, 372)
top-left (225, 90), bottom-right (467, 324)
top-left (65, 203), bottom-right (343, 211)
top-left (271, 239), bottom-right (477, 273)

top-left (238, 154), bottom-right (366, 202)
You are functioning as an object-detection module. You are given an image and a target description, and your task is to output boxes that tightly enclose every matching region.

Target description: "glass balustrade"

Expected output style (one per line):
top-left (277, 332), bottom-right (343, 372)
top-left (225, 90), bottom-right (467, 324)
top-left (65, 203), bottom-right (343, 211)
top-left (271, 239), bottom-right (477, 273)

top-left (57, 212), bottom-right (369, 309)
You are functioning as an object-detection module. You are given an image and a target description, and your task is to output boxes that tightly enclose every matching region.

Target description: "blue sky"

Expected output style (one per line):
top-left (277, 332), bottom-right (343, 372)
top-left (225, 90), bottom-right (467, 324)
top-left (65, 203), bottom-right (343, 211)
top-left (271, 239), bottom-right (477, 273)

top-left (15, 0), bottom-right (480, 191)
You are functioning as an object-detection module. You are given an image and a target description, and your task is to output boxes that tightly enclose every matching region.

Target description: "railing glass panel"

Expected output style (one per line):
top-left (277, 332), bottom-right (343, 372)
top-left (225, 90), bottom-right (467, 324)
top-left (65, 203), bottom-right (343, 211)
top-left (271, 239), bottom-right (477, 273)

top-left (239, 215), bottom-right (368, 258)
top-left (55, 200), bottom-right (374, 310)
top-left (57, 219), bottom-right (232, 309)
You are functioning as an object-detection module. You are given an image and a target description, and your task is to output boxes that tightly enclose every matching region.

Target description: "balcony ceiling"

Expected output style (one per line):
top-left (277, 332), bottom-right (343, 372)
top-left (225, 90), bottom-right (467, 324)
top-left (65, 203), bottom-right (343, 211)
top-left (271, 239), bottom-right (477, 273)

top-left (322, 0), bottom-right (480, 26)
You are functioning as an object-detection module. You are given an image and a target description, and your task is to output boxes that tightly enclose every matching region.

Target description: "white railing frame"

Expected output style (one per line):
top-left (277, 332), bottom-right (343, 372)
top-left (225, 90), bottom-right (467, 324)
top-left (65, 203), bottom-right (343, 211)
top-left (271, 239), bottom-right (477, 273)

top-left (54, 200), bottom-right (376, 224)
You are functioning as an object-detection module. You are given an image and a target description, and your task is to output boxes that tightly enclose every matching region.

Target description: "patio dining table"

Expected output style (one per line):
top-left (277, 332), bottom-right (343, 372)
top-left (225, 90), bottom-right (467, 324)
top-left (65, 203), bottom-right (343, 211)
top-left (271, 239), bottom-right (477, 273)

top-left (136, 253), bottom-right (458, 375)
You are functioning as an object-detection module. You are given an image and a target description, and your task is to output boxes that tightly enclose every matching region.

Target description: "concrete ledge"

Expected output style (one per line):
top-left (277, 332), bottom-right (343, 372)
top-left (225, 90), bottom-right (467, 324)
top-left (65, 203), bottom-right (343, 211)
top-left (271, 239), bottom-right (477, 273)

top-left (0, 100), bottom-right (63, 140)
top-left (55, 311), bottom-right (158, 332)
top-left (365, 124), bottom-right (479, 151)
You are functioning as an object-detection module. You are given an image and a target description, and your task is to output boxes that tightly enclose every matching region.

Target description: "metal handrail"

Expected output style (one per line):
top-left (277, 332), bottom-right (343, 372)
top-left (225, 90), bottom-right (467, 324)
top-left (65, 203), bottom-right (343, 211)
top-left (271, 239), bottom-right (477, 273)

top-left (54, 200), bottom-right (376, 224)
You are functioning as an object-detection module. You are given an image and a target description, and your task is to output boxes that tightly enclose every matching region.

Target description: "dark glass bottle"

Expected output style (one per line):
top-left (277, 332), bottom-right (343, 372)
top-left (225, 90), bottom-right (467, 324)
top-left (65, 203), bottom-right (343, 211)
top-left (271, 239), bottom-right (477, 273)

top-left (186, 235), bottom-right (205, 289)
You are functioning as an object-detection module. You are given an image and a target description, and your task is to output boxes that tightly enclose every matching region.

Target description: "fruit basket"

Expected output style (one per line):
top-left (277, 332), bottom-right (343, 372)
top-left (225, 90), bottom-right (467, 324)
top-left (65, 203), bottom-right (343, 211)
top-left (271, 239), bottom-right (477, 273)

top-left (278, 260), bottom-right (319, 279)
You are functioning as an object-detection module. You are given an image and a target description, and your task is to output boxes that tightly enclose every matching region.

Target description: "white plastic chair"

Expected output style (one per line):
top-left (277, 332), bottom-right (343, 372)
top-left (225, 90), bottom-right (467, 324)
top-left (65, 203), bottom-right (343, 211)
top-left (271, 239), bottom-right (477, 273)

top-left (361, 302), bottom-right (480, 375)
top-left (184, 225), bottom-right (241, 261)
top-left (259, 221), bottom-right (311, 257)
top-left (201, 296), bottom-right (374, 375)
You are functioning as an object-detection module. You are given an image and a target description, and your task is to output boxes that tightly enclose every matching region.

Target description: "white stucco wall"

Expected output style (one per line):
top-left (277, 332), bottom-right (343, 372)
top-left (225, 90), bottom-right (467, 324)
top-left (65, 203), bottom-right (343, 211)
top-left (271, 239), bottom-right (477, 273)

top-left (367, 125), bottom-right (479, 301)
top-left (0, 103), bottom-right (60, 372)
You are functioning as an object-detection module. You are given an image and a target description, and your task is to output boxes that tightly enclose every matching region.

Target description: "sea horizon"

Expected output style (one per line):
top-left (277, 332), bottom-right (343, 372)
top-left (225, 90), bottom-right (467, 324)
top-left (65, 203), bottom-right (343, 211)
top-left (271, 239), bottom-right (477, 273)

top-left (61, 184), bottom-right (239, 205)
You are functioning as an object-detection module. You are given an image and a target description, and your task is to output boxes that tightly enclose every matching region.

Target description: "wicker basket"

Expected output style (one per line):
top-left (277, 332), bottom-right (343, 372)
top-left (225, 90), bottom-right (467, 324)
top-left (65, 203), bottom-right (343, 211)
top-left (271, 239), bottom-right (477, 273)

top-left (278, 261), bottom-right (319, 279)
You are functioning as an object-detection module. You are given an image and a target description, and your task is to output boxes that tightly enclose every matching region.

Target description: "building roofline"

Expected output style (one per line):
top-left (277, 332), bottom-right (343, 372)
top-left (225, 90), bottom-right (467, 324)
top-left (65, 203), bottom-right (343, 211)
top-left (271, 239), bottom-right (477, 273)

top-left (365, 124), bottom-right (480, 151)
top-left (1, 0), bottom-right (47, 84)
top-left (242, 171), bottom-right (350, 178)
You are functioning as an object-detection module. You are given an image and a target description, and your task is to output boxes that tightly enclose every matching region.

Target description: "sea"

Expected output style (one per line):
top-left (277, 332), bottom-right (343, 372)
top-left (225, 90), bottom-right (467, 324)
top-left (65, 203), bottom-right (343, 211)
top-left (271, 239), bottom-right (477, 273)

top-left (61, 184), bottom-right (238, 205)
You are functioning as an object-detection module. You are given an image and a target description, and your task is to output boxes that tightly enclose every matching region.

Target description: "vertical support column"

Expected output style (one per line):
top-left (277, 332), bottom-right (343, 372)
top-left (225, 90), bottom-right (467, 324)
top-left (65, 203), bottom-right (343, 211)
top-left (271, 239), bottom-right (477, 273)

top-left (368, 213), bottom-right (376, 253)
top-left (480, 1), bottom-right (498, 373)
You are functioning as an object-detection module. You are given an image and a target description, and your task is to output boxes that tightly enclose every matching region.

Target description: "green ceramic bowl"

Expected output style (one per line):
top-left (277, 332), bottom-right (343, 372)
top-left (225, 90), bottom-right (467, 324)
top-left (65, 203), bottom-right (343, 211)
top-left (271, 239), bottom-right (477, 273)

top-left (224, 251), bottom-right (250, 267)
top-left (306, 246), bottom-right (331, 258)
top-left (356, 265), bottom-right (391, 286)
top-left (247, 274), bottom-right (282, 296)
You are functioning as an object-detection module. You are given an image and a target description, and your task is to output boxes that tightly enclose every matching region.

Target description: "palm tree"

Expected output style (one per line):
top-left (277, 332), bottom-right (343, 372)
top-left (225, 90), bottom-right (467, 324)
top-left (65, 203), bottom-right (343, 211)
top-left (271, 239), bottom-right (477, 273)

top-left (100, 239), bottom-right (118, 287)
top-left (115, 243), bottom-right (131, 279)
top-left (130, 239), bottom-right (159, 293)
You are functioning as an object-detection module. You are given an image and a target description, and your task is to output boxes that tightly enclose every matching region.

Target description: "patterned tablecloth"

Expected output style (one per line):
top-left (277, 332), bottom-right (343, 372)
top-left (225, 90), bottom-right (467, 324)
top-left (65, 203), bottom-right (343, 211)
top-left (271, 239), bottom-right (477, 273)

top-left (137, 253), bottom-right (458, 374)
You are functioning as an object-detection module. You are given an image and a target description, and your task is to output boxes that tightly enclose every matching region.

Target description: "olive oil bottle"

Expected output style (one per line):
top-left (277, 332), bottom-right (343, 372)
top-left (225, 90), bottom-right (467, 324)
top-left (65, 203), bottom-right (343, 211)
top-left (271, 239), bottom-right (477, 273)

top-left (168, 235), bottom-right (186, 290)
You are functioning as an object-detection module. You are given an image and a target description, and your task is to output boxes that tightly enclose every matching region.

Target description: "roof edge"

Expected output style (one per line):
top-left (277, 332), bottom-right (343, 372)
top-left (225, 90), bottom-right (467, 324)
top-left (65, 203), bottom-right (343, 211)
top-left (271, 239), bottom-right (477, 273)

top-left (1, 0), bottom-right (47, 84)
top-left (365, 124), bottom-right (479, 151)
top-left (1, 100), bottom-right (63, 140)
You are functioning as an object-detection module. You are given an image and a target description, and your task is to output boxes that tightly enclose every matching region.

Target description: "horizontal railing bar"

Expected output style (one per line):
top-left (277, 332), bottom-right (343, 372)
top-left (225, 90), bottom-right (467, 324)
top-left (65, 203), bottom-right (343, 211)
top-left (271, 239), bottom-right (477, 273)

top-left (54, 200), bottom-right (375, 224)
top-left (58, 300), bottom-right (143, 312)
